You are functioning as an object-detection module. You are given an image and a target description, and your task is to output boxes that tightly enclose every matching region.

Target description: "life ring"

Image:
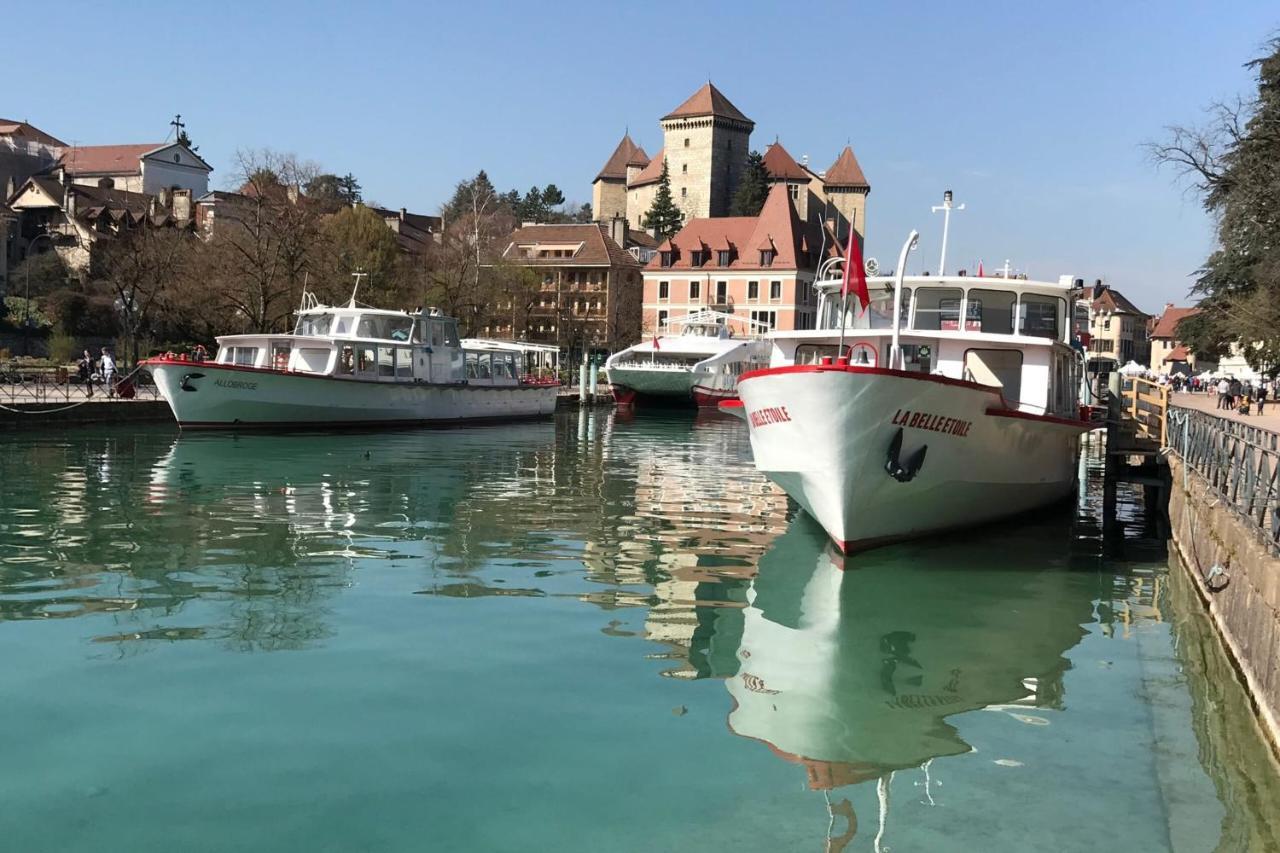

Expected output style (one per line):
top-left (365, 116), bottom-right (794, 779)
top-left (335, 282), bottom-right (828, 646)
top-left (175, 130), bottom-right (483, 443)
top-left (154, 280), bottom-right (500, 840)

top-left (848, 341), bottom-right (878, 368)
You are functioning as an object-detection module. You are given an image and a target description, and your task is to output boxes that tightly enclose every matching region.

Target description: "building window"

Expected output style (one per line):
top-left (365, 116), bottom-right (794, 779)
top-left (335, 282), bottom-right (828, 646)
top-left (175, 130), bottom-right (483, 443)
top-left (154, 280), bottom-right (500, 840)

top-left (658, 281), bottom-right (670, 300)
top-left (1103, 317), bottom-right (1111, 331)
top-left (750, 310), bottom-right (777, 330)
top-left (682, 164), bottom-right (688, 174)
top-left (684, 138), bottom-right (690, 147)
top-left (681, 187), bottom-right (687, 198)
top-left (788, 184), bottom-right (799, 200)
top-left (716, 281), bottom-right (728, 304)
top-left (760, 249), bottom-right (775, 267)
top-left (658, 309), bottom-right (669, 331)
top-left (690, 250), bottom-right (705, 266)
top-left (717, 250), bottom-right (732, 266)
top-left (770, 281), bottom-right (782, 300)
top-left (660, 251), bottom-right (672, 267)
top-left (690, 280), bottom-right (701, 300)
top-left (748, 281), bottom-right (759, 300)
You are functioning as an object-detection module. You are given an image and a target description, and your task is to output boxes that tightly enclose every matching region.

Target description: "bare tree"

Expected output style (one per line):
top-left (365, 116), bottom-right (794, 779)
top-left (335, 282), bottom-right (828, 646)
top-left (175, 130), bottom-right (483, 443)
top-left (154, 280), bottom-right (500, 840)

top-left (93, 223), bottom-right (196, 363)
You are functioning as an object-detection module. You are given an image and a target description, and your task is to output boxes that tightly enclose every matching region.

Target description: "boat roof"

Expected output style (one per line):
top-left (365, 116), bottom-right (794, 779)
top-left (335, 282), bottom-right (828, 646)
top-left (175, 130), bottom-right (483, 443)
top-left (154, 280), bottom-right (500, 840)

top-left (460, 338), bottom-right (561, 354)
top-left (814, 273), bottom-right (1078, 298)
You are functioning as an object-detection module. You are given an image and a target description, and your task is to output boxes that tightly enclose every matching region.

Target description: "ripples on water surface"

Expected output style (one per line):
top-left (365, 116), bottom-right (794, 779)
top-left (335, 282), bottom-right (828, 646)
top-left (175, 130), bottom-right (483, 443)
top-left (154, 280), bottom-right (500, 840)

top-left (1, 412), bottom-right (1278, 852)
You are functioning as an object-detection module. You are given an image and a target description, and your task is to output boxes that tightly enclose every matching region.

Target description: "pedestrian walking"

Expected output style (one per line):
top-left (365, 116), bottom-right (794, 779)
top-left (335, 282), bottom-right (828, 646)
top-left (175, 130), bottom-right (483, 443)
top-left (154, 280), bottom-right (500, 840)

top-left (1258, 383), bottom-right (1268, 415)
top-left (77, 349), bottom-right (95, 398)
top-left (100, 347), bottom-right (116, 399)
top-left (1229, 378), bottom-right (1243, 410)
top-left (1217, 378), bottom-right (1230, 410)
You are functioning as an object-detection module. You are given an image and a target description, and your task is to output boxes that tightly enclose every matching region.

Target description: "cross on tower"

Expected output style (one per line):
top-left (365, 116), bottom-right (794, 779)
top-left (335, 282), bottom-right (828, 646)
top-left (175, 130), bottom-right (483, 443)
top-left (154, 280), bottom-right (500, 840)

top-left (170, 114), bottom-right (185, 142)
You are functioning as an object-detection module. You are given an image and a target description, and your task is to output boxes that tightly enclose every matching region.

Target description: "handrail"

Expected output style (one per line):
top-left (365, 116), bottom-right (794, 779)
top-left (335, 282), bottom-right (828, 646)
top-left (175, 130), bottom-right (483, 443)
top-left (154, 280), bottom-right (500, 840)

top-left (1166, 406), bottom-right (1280, 554)
top-left (1119, 375), bottom-right (1169, 445)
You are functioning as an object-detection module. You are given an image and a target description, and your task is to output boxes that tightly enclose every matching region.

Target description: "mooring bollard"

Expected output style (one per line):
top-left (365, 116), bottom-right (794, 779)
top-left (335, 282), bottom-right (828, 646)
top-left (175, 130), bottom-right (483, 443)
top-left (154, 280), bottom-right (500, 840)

top-left (588, 364), bottom-right (598, 400)
top-left (579, 364), bottom-right (588, 403)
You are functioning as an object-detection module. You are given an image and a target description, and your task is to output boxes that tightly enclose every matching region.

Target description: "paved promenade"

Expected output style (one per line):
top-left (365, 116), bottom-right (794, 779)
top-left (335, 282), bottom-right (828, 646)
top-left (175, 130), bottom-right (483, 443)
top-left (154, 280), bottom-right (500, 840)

top-left (1171, 390), bottom-right (1280, 431)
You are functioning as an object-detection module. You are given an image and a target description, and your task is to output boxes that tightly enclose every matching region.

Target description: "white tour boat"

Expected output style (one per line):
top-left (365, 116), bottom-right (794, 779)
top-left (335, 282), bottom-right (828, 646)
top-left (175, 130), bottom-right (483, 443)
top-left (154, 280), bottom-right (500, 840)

top-left (605, 309), bottom-right (770, 407)
top-left (144, 290), bottom-right (560, 430)
top-left (727, 231), bottom-right (1091, 553)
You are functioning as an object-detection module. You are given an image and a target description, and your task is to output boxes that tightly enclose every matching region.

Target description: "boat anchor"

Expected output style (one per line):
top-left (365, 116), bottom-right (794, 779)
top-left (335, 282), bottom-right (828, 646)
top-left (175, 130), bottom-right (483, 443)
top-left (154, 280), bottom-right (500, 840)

top-left (885, 427), bottom-right (927, 482)
top-left (180, 372), bottom-right (205, 392)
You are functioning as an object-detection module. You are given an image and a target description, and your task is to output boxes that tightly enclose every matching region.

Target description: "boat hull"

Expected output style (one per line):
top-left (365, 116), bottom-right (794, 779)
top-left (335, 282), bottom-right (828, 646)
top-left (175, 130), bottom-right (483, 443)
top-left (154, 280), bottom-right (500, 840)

top-left (735, 365), bottom-right (1088, 552)
top-left (608, 365), bottom-right (737, 407)
top-left (146, 360), bottom-right (559, 429)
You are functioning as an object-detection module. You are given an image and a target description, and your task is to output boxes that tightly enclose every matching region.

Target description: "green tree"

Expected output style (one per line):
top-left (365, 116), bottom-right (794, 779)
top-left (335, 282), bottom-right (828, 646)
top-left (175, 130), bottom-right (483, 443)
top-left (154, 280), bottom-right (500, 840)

top-left (731, 150), bottom-right (770, 216)
top-left (338, 173), bottom-right (362, 204)
top-left (541, 183), bottom-right (565, 209)
top-left (519, 186), bottom-right (546, 222)
top-left (1150, 37), bottom-right (1280, 372)
top-left (324, 205), bottom-right (401, 291)
top-left (642, 159), bottom-right (683, 239)
top-left (441, 171), bottom-right (499, 224)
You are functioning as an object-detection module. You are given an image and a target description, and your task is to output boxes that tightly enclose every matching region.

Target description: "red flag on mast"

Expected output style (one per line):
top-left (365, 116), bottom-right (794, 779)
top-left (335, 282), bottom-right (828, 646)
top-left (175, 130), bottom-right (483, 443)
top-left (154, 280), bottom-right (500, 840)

top-left (841, 227), bottom-right (870, 312)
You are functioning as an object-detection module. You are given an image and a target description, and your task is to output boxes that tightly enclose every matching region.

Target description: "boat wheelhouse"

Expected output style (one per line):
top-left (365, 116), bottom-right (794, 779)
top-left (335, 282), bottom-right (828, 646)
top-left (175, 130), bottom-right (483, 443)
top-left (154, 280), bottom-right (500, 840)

top-left (143, 293), bottom-right (559, 429)
top-left (730, 235), bottom-right (1092, 554)
top-left (604, 309), bottom-right (771, 407)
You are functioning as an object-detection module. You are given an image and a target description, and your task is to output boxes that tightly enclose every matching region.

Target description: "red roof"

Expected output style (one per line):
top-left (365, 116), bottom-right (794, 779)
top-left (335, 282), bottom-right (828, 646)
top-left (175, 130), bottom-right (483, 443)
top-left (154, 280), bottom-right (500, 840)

top-left (1164, 345), bottom-right (1191, 362)
top-left (824, 146), bottom-right (869, 188)
top-left (762, 142), bottom-right (809, 181)
top-left (1091, 286), bottom-right (1148, 317)
top-left (59, 143), bottom-right (163, 176)
top-left (629, 148), bottom-right (666, 187)
top-left (646, 184), bottom-right (823, 272)
top-left (0, 118), bottom-right (65, 147)
top-left (595, 133), bottom-right (650, 182)
top-left (662, 83), bottom-right (752, 125)
top-left (1150, 306), bottom-right (1199, 339)
top-left (503, 223), bottom-right (641, 268)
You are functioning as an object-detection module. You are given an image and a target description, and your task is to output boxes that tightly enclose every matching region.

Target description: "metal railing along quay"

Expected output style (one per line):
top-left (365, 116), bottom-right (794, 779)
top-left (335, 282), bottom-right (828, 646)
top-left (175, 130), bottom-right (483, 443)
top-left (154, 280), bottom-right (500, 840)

top-left (1166, 405), bottom-right (1280, 553)
top-left (0, 362), bottom-right (160, 410)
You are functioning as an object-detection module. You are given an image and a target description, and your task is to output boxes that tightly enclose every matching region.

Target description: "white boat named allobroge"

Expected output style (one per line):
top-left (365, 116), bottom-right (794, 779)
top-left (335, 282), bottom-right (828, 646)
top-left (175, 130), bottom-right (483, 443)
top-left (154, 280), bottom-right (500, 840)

top-left (728, 229), bottom-right (1092, 554)
top-left (605, 309), bottom-right (769, 407)
top-left (145, 285), bottom-right (559, 430)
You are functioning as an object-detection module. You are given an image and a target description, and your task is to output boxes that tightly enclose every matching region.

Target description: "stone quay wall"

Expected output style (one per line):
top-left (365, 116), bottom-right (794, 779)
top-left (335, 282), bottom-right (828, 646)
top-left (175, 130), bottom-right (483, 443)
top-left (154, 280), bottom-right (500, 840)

top-left (1167, 454), bottom-right (1280, 753)
top-left (0, 399), bottom-right (173, 430)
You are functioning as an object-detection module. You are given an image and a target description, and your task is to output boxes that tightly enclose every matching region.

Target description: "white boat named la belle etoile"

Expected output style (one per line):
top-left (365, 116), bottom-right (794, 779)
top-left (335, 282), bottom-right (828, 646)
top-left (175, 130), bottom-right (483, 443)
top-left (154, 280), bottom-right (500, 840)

top-left (727, 230), bottom-right (1093, 554)
top-left (604, 309), bottom-right (770, 407)
top-left (144, 286), bottom-right (559, 430)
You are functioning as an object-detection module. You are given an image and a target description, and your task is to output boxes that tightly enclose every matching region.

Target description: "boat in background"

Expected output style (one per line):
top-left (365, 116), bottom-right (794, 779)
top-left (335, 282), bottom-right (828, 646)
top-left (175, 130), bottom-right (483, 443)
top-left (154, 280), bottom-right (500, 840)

top-left (144, 282), bottom-right (559, 430)
top-left (731, 230), bottom-right (1091, 554)
top-left (605, 309), bottom-right (769, 407)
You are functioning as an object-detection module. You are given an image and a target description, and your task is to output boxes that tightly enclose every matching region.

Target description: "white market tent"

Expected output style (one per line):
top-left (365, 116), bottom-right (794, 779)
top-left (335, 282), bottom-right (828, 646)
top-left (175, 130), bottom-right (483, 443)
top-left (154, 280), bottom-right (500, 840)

top-left (1118, 361), bottom-right (1146, 376)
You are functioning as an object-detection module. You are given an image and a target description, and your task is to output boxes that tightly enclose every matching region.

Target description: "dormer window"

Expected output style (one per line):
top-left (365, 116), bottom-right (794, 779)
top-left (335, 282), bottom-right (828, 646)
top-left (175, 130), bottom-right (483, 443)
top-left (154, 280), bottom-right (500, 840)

top-left (760, 249), bottom-right (775, 267)
top-left (660, 251), bottom-right (673, 267)
top-left (717, 250), bottom-right (732, 266)
top-left (691, 250), bottom-right (706, 266)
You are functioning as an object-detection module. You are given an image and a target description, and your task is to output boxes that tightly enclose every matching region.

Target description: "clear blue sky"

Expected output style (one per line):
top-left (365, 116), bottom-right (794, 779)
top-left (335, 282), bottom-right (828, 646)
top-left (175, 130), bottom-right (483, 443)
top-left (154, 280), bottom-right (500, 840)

top-left (7, 0), bottom-right (1276, 311)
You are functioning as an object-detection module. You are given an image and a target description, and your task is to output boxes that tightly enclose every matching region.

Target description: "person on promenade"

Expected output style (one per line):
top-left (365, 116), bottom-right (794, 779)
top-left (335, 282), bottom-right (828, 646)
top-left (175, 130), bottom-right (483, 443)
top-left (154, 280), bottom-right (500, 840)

top-left (100, 347), bottom-right (116, 400)
top-left (1229, 377), bottom-right (1243, 410)
top-left (1217, 378), bottom-right (1230, 409)
top-left (77, 349), bottom-right (95, 398)
top-left (1258, 383), bottom-right (1268, 415)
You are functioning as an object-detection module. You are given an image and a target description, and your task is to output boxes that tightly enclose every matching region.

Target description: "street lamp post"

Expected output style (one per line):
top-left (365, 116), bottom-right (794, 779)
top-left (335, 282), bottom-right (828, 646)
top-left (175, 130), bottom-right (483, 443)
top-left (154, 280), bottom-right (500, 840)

top-left (22, 232), bottom-right (53, 357)
top-left (930, 190), bottom-right (965, 276)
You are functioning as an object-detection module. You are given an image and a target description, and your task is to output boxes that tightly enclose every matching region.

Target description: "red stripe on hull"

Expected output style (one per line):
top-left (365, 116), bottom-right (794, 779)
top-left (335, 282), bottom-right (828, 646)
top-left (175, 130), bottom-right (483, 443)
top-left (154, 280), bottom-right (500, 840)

top-left (612, 386), bottom-right (638, 406)
top-left (690, 384), bottom-right (737, 408)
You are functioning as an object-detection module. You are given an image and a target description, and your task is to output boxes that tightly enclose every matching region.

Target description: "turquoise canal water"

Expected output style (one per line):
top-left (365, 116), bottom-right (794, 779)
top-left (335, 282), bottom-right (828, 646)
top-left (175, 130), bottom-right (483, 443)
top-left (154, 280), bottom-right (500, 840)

top-left (2, 412), bottom-right (1278, 852)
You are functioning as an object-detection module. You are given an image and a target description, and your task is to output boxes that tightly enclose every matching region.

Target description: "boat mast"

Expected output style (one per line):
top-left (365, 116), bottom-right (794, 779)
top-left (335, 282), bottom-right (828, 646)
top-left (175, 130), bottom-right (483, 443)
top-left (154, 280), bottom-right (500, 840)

top-left (930, 190), bottom-right (964, 275)
top-left (348, 269), bottom-right (368, 307)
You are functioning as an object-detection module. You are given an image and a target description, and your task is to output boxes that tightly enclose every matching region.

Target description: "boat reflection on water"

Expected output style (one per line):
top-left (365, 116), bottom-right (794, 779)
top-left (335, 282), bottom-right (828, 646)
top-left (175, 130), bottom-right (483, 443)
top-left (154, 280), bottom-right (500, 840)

top-left (713, 515), bottom-right (1096, 849)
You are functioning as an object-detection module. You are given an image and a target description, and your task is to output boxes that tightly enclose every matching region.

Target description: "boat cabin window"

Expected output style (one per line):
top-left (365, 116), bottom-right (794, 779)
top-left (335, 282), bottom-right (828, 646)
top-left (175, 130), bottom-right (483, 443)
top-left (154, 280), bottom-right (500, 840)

top-left (357, 347), bottom-right (376, 374)
top-left (794, 344), bottom-right (850, 365)
top-left (338, 346), bottom-right (355, 375)
top-left (442, 319), bottom-right (460, 347)
top-left (334, 316), bottom-right (352, 336)
top-left (296, 313), bottom-right (333, 336)
top-left (357, 314), bottom-right (415, 342)
top-left (1018, 295), bottom-right (1064, 339)
top-left (232, 346), bottom-right (259, 367)
top-left (395, 347), bottom-right (413, 379)
top-left (851, 285), bottom-right (911, 330)
top-left (500, 353), bottom-right (517, 379)
top-left (966, 289), bottom-right (1016, 335)
top-left (376, 346), bottom-right (395, 377)
top-left (271, 343), bottom-right (292, 371)
top-left (911, 287), bottom-right (963, 331)
top-left (296, 347), bottom-right (330, 373)
top-left (965, 348), bottom-right (1022, 402)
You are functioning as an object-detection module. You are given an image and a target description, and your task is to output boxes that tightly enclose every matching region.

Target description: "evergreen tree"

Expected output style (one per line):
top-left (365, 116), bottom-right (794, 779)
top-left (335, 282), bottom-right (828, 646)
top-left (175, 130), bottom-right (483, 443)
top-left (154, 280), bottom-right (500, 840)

top-left (642, 159), bottom-right (683, 239)
top-left (541, 183), bottom-right (565, 210)
top-left (441, 171), bottom-right (498, 224)
top-left (519, 186), bottom-right (546, 222)
top-left (338, 173), bottom-right (363, 204)
top-left (731, 150), bottom-right (770, 216)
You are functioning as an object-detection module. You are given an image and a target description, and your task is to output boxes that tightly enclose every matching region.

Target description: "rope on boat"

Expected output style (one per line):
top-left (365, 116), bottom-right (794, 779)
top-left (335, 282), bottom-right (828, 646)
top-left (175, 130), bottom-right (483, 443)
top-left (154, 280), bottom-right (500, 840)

top-left (0, 365), bottom-right (152, 415)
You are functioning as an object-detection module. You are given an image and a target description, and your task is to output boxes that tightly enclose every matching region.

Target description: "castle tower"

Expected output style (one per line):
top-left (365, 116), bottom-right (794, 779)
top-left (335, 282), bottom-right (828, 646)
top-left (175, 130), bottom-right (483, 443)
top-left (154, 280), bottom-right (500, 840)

top-left (822, 146), bottom-right (871, 242)
top-left (659, 83), bottom-right (753, 219)
top-left (592, 133), bottom-right (649, 223)
top-left (762, 141), bottom-right (814, 223)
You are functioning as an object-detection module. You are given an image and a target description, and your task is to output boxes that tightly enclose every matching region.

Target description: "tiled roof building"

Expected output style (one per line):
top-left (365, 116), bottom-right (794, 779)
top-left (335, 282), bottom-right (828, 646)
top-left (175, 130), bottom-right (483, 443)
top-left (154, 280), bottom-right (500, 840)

top-left (591, 83), bottom-right (870, 247)
top-left (1148, 304), bottom-right (1201, 373)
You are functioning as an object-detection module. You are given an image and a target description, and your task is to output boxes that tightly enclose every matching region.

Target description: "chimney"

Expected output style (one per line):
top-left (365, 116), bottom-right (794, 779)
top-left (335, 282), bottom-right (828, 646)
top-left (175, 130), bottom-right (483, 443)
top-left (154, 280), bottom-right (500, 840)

top-left (400, 207), bottom-right (407, 222)
top-left (158, 187), bottom-right (169, 209)
top-left (609, 214), bottom-right (627, 247)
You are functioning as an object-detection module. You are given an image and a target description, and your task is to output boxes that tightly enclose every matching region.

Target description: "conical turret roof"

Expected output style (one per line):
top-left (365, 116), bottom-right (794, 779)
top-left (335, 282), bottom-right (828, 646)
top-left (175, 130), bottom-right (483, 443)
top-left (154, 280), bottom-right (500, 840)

top-left (824, 146), bottom-right (869, 188)
top-left (594, 133), bottom-right (650, 182)
top-left (662, 82), bottom-right (752, 124)
top-left (762, 141), bottom-right (810, 181)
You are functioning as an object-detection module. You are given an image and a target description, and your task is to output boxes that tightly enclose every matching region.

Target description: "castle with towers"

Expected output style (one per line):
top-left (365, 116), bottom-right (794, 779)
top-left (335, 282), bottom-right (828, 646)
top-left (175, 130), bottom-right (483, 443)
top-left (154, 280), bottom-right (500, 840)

top-left (591, 82), bottom-right (870, 242)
